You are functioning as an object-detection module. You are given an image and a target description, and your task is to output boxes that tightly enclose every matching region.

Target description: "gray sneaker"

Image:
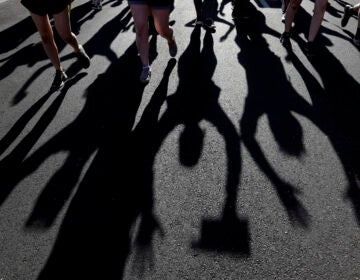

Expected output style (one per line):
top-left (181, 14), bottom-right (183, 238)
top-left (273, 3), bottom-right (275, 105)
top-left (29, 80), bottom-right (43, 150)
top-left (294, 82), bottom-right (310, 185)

top-left (140, 66), bottom-right (151, 83)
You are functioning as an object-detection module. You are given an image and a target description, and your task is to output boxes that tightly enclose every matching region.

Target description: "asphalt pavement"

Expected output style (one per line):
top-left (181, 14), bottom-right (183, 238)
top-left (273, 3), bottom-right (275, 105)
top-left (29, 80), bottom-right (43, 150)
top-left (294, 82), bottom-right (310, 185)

top-left (0, 0), bottom-right (360, 279)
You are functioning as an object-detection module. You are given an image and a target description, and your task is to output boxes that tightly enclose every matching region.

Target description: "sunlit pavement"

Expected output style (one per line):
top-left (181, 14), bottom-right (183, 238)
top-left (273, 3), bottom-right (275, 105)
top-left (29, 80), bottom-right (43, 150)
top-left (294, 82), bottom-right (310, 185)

top-left (0, 0), bottom-right (359, 279)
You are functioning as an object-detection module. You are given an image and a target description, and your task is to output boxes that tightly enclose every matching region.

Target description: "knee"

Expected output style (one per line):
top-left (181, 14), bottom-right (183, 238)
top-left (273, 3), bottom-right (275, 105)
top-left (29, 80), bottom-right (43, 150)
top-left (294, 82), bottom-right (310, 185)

top-left (314, 1), bottom-right (327, 15)
top-left (39, 30), bottom-right (54, 45)
top-left (59, 32), bottom-right (74, 44)
top-left (156, 27), bottom-right (167, 37)
top-left (135, 24), bottom-right (148, 39)
top-left (156, 26), bottom-right (172, 39)
top-left (289, 0), bottom-right (302, 10)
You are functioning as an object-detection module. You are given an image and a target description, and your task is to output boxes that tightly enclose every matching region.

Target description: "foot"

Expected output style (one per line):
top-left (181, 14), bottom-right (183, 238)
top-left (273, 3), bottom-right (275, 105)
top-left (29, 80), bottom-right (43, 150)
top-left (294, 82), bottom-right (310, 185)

top-left (140, 66), bottom-right (151, 83)
top-left (51, 69), bottom-right (68, 90)
top-left (76, 45), bottom-right (91, 69)
top-left (92, 0), bottom-right (102, 10)
top-left (280, 32), bottom-right (292, 49)
top-left (281, 11), bottom-right (286, 23)
top-left (341, 5), bottom-right (353, 27)
top-left (168, 38), bottom-right (177, 57)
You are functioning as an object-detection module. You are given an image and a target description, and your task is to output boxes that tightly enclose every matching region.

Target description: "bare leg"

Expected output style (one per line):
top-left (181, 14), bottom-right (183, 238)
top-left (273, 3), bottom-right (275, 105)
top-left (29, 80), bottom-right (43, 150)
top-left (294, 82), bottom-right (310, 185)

top-left (53, 5), bottom-right (81, 53)
top-left (30, 13), bottom-right (62, 70)
top-left (130, 4), bottom-right (150, 67)
top-left (308, 0), bottom-right (328, 42)
top-left (284, 0), bottom-right (302, 33)
top-left (151, 8), bottom-right (174, 43)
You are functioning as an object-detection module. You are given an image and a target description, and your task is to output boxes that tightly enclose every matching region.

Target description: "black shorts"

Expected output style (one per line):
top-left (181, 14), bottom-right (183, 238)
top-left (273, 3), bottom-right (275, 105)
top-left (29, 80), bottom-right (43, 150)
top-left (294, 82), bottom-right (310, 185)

top-left (128, 0), bottom-right (174, 9)
top-left (21, 0), bottom-right (72, 16)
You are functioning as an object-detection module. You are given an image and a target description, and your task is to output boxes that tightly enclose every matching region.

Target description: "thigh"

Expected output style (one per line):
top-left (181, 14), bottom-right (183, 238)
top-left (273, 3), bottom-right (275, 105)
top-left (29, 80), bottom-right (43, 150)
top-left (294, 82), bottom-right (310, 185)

top-left (52, 6), bottom-right (72, 38)
top-left (30, 13), bottom-right (53, 37)
top-left (151, 8), bottom-right (170, 29)
top-left (130, 4), bottom-right (151, 29)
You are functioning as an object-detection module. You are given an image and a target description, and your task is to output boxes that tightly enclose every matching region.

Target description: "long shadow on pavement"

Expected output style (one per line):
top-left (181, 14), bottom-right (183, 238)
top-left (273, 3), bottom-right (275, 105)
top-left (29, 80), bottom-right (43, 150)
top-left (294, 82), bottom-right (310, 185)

top-left (235, 4), bottom-right (311, 227)
top-left (22, 43), bottom-right (148, 279)
top-left (145, 25), bottom-right (250, 255)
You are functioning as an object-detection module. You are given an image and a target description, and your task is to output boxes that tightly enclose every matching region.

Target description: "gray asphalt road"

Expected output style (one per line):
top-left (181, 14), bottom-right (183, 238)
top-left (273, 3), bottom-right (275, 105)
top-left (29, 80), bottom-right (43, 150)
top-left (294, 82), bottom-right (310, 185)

top-left (1, 0), bottom-right (360, 279)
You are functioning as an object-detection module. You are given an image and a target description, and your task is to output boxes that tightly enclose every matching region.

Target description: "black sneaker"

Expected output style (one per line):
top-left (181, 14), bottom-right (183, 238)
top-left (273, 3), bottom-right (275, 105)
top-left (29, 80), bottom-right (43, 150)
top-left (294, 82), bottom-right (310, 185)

top-left (76, 45), bottom-right (90, 69)
top-left (304, 41), bottom-right (316, 57)
top-left (341, 5), bottom-right (353, 27)
top-left (51, 70), bottom-right (68, 90)
top-left (280, 32), bottom-right (292, 49)
top-left (168, 38), bottom-right (177, 57)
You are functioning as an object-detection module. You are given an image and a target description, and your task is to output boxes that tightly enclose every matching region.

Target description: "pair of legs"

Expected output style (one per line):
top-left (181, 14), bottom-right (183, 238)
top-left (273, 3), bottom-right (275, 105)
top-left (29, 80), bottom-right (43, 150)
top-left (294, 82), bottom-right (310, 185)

top-left (30, 5), bottom-right (82, 72)
top-left (284, 0), bottom-right (328, 42)
top-left (129, 4), bottom-right (174, 67)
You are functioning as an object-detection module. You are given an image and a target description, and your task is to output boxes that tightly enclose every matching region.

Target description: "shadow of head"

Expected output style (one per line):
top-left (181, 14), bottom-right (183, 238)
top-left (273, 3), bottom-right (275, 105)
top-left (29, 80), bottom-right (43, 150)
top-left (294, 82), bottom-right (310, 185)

top-left (268, 111), bottom-right (304, 157)
top-left (192, 215), bottom-right (251, 256)
top-left (179, 123), bottom-right (205, 167)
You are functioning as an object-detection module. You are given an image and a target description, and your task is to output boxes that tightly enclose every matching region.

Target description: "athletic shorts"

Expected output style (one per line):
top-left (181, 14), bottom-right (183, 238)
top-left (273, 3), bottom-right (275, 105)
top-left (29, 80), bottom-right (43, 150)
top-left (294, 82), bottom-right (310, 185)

top-left (128, 0), bottom-right (174, 9)
top-left (21, 0), bottom-right (72, 16)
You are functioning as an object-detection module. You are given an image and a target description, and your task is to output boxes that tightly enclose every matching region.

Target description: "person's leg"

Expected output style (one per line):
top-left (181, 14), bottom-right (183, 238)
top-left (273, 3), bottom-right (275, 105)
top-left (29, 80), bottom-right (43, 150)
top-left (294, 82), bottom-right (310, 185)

top-left (151, 8), bottom-right (173, 42)
top-left (284, 0), bottom-right (302, 33)
top-left (52, 5), bottom-right (80, 52)
top-left (308, 0), bottom-right (328, 42)
top-left (280, 0), bottom-right (302, 48)
top-left (281, 0), bottom-right (290, 22)
top-left (151, 8), bottom-right (177, 57)
top-left (30, 13), bottom-right (62, 70)
top-left (53, 5), bottom-right (90, 68)
top-left (130, 4), bottom-right (151, 67)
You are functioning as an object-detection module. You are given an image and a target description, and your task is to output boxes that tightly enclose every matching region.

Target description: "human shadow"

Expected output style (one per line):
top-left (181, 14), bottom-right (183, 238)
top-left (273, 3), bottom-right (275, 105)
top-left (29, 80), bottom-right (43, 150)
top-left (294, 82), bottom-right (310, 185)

top-left (0, 72), bottom-right (87, 205)
top-left (0, 16), bottom-right (37, 55)
top-left (289, 5), bottom-right (351, 48)
top-left (286, 41), bottom-right (360, 225)
top-left (4, 3), bottom-right (132, 105)
top-left (235, 4), bottom-right (311, 227)
top-left (31, 43), bottom-right (161, 279)
top-left (185, 0), bottom-right (235, 42)
top-left (219, 0), bottom-right (233, 16)
top-left (147, 25), bottom-right (249, 254)
top-left (124, 58), bottom-right (177, 276)
top-left (0, 67), bottom-right (85, 158)
top-left (19, 43), bottom-right (145, 231)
